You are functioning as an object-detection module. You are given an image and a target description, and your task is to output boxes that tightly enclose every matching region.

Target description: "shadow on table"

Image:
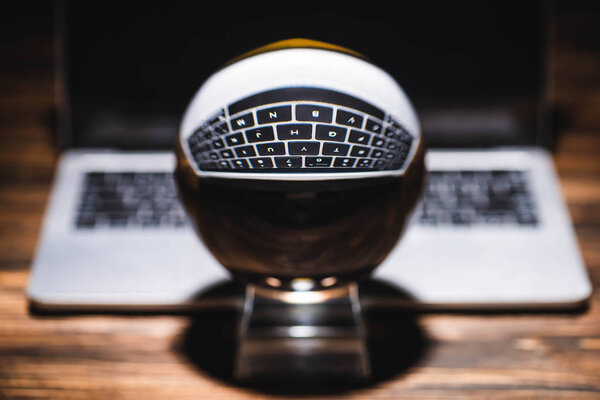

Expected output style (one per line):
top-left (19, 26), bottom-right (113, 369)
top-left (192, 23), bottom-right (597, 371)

top-left (26, 276), bottom-right (590, 395)
top-left (172, 279), bottom-right (430, 396)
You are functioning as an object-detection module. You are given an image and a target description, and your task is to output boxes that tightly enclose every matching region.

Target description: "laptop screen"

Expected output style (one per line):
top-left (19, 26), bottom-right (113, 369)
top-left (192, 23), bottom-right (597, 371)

top-left (58, 1), bottom-right (550, 150)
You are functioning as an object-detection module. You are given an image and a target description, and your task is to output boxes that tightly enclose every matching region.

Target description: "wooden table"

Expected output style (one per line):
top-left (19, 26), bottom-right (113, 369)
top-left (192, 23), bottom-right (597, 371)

top-left (1, 3), bottom-right (599, 399)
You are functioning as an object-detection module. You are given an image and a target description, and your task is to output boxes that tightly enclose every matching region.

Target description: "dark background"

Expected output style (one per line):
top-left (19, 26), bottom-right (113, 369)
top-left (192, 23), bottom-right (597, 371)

top-left (4, 2), bottom-right (599, 158)
top-left (55, 1), bottom-right (549, 150)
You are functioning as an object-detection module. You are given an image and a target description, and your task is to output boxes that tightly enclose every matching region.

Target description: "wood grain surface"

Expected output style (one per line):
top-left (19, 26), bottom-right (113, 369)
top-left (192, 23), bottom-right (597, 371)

top-left (1, 2), bottom-right (599, 399)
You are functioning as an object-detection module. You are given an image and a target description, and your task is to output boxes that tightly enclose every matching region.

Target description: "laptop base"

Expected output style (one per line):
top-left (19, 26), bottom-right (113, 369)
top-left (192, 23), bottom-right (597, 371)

top-left (26, 149), bottom-right (592, 314)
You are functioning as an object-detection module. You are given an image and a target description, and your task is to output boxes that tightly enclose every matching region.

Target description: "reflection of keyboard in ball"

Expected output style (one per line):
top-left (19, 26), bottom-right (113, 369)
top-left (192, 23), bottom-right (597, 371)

top-left (186, 87), bottom-right (415, 173)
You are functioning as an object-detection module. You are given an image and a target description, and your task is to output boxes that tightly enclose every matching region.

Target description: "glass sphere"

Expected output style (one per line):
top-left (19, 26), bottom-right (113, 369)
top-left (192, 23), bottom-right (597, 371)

top-left (174, 40), bottom-right (425, 290)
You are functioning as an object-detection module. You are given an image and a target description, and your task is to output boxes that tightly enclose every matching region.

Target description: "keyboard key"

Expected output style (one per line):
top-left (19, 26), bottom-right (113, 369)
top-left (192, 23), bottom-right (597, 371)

top-left (384, 127), bottom-right (398, 139)
top-left (333, 157), bottom-right (356, 167)
top-left (336, 109), bottom-right (363, 128)
top-left (249, 157), bottom-right (274, 168)
top-left (365, 118), bottom-right (383, 134)
top-left (256, 142), bottom-right (286, 155)
top-left (371, 149), bottom-right (384, 158)
top-left (257, 105), bottom-right (292, 124)
top-left (296, 104), bottom-right (333, 122)
top-left (315, 125), bottom-right (347, 142)
top-left (348, 130), bottom-right (371, 145)
top-left (213, 122), bottom-right (229, 135)
top-left (189, 128), bottom-right (205, 143)
top-left (212, 138), bottom-right (225, 149)
top-left (289, 141), bottom-right (320, 155)
top-left (218, 160), bottom-right (232, 169)
top-left (232, 159), bottom-right (251, 169)
top-left (219, 149), bottom-right (234, 159)
top-left (276, 123), bottom-right (312, 140)
top-left (390, 159), bottom-right (405, 169)
top-left (225, 132), bottom-right (245, 146)
top-left (190, 150), bottom-right (203, 163)
top-left (191, 154), bottom-right (204, 164)
top-left (192, 126), bottom-right (211, 141)
top-left (203, 130), bottom-right (214, 140)
top-left (305, 157), bottom-right (333, 167)
top-left (275, 156), bottom-right (302, 168)
top-left (188, 125), bottom-right (207, 141)
top-left (230, 112), bottom-right (255, 130)
top-left (246, 126), bottom-right (275, 143)
top-left (350, 145), bottom-right (370, 157)
top-left (187, 131), bottom-right (201, 144)
top-left (371, 137), bottom-right (386, 147)
top-left (187, 138), bottom-right (200, 152)
top-left (200, 143), bottom-right (212, 154)
top-left (234, 145), bottom-right (256, 158)
top-left (200, 161), bottom-right (217, 170)
top-left (357, 159), bottom-right (373, 168)
top-left (322, 142), bottom-right (350, 156)
top-left (400, 134), bottom-right (413, 146)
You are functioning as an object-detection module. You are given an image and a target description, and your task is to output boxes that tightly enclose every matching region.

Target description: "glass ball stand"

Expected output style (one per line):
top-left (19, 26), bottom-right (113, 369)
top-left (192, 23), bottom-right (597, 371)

top-left (234, 277), bottom-right (371, 383)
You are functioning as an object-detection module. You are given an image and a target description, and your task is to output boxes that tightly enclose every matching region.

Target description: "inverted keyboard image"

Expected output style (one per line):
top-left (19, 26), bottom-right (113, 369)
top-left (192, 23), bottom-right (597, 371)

top-left (74, 170), bottom-right (538, 229)
top-left (186, 87), bottom-right (415, 172)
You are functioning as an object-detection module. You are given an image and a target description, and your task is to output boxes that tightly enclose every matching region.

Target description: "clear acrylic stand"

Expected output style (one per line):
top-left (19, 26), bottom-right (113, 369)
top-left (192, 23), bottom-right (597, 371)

top-left (234, 282), bottom-right (371, 383)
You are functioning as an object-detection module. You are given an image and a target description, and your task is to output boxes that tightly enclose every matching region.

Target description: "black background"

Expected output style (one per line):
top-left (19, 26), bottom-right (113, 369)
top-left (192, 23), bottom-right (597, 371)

top-left (8, 1), bottom-right (552, 150)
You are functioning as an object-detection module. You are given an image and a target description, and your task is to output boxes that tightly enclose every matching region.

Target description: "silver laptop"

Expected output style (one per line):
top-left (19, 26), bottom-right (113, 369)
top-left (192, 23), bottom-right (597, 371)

top-left (27, 1), bottom-right (591, 312)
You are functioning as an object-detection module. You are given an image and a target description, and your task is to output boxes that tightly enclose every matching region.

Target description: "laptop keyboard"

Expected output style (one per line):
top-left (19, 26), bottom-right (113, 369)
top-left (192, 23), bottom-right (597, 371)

top-left (75, 172), bottom-right (189, 229)
top-left (186, 87), bottom-right (415, 173)
top-left (74, 169), bottom-right (538, 229)
top-left (416, 170), bottom-right (538, 226)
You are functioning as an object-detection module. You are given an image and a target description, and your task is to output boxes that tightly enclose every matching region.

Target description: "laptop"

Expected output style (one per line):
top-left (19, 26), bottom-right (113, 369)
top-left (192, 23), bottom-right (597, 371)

top-left (27, 0), bottom-right (592, 312)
